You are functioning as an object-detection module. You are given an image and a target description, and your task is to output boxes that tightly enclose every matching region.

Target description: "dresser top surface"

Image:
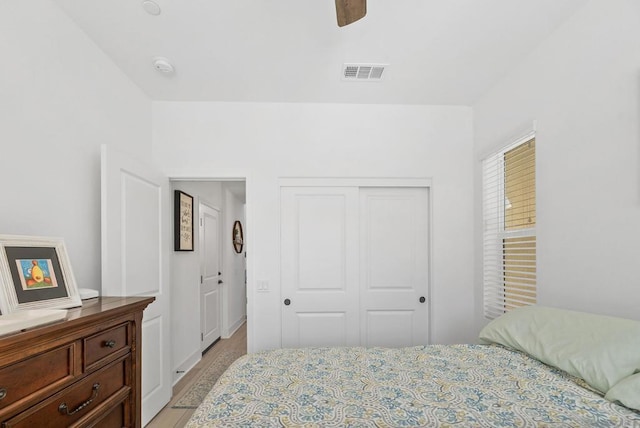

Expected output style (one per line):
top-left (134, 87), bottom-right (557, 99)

top-left (0, 296), bottom-right (154, 350)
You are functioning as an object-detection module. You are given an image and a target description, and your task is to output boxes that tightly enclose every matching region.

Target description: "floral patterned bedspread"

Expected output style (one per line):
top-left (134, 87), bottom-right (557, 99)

top-left (186, 345), bottom-right (640, 427)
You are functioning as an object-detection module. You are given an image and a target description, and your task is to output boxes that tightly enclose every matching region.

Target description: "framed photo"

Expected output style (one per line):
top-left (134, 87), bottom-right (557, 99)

top-left (0, 235), bottom-right (82, 314)
top-left (175, 190), bottom-right (194, 251)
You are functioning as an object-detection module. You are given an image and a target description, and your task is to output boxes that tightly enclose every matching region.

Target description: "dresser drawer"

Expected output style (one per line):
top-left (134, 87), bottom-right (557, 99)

top-left (3, 357), bottom-right (129, 428)
top-left (84, 396), bottom-right (128, 428)
top-left (0, 344), bottom-right (75, 411)
top-left (84, 323), bottom-right (129, 371)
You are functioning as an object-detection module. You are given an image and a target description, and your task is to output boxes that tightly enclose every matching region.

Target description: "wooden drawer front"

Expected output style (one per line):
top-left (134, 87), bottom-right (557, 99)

top-left (3, 358), bottom-right (128, 428)
top-left (84, 323), bottom-right (129, 370)
top-left (85, 397), bottom-right (127, 428)
top-left (0, 344), bottom-right (74, 410)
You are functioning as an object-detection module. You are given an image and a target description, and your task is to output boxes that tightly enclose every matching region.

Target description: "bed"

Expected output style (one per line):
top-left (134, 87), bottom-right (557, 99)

top-left (186, 307), bottom-right (640, 427)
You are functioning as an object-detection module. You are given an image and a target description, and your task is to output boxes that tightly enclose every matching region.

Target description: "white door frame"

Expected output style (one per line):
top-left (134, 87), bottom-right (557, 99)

top-left (278, 177), bottom-right (433, 344)
top-left (170, 174), bottom-right (253, 352)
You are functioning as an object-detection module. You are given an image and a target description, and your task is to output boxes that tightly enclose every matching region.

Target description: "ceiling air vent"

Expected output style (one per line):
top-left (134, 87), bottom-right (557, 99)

top-left (342, 63), bottom-right (387, 81)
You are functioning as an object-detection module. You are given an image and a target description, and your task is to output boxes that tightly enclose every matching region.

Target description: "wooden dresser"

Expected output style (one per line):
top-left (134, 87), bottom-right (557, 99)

top-left (0, 296), bottom-right (154, 428)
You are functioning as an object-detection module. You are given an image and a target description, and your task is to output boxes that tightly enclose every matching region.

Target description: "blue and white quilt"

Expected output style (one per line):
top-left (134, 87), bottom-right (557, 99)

top-left (186, 344), bottom-right (640, 427)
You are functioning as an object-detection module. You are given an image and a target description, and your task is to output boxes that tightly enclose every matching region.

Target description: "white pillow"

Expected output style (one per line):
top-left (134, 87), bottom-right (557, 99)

top-left (605, 372), bottom-right (640, 411)
top-left (479, 305), bottom-right (640, 394)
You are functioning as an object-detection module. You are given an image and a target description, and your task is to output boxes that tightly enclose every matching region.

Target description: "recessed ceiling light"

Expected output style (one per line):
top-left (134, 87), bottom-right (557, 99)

top-left (152, 57), bottom-right (174, 75)
top-left (142, 0), bottom-right (161, 16)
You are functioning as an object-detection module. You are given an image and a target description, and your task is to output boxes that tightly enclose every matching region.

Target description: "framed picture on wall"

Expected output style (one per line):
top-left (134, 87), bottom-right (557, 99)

top-left (0, 235), bottom-right (82, 314)
top-left (174, 190), bottom-right (194, 251)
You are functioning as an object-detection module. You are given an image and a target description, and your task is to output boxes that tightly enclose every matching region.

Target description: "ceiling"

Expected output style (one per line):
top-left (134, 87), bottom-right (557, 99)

top-left (53, 0), bottom-right (588, 105)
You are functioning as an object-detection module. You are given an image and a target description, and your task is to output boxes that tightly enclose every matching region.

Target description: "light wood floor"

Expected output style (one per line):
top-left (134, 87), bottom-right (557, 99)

top-left (147, 322), bottom-right (247, 427)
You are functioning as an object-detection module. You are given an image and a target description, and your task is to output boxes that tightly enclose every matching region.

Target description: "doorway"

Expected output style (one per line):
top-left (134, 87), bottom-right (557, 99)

top-left (169, 179), bottom-right (247, 383)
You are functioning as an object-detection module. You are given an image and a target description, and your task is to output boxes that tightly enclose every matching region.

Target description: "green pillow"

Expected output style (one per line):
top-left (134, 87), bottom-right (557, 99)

top-left (478, 305), bottom-right (640, 394)
top-left (605, 372), bottom-right (640, 411)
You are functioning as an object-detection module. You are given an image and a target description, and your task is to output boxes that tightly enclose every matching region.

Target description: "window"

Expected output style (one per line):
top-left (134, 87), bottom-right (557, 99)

top-left (482, 134), bottom-right (536, 319)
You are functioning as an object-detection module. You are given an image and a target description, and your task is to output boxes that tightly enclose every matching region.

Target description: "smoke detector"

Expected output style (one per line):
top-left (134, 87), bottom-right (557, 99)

top-left (142, 1), bottom-right (161, 15)
top-left (342, 63), bottom-right (387, 81)
top-left (152, 57), bottom-right (175, 75)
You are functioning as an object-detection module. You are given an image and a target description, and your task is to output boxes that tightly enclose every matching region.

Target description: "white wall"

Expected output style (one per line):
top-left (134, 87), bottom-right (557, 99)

top-left (0, 1), bottom-right (151, 291)
top-left (222, 185), bottom-right (247, 337)
top-left (153, 102), bottom-right (475, 351)
top-left (473, 0), bottom-right (640, 329)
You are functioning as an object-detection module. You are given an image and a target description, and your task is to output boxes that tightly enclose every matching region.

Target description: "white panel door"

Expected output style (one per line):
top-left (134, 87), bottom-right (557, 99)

top-left (199, 203), bottom-right (221, 351)
top-left (359, 187), bottom-right (430, 347)
top-left (100, 145), bottom-right (171, 426)
top-left (281, 187), bottom-right (359, 348)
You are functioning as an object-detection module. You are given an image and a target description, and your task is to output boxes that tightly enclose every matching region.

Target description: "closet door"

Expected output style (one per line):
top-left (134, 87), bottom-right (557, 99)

top-left (281, 187), bottom-right (359, 348)
top-left (359, 187), bottom-right (430, 347)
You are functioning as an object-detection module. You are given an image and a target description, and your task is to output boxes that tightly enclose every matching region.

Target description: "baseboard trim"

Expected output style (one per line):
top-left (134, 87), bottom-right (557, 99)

top-left (223, 316), bottom-right (246, 339)
top-left (172, 350), bottom-right (201, 387)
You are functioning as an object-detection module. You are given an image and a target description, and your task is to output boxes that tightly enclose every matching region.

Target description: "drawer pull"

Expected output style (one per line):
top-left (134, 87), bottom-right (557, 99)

top-left (104, 340), bottom-right (116, 348)
top-left (0, 388), bottom-right (6, 400)
top-left (58, 383), bottom-right (100, 416)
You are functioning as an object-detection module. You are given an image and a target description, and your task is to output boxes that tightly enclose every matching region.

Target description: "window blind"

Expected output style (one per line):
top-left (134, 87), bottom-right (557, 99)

top-left (482, 136), bottom-right (536, 319)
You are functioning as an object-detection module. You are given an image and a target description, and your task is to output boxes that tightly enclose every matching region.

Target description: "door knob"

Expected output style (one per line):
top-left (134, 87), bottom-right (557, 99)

top-left (218, 280), bottom-right (223, 284)
top-left (284, 298), bottom-right (291, 306)
top-left (419, 296), bottom-right (426, 303)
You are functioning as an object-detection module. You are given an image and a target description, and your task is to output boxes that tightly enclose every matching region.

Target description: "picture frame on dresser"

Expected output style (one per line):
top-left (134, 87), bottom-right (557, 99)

top-left (0, 235), bottom-right (82, 314)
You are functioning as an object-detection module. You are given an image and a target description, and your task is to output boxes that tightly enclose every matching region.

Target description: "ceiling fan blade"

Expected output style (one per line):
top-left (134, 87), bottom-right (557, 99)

top-left (335, 0), bottom-right (366, 27)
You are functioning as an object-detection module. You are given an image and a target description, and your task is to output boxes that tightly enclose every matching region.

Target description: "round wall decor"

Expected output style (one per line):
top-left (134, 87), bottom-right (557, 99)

top-left (232, 220), bottom-right (244, 253)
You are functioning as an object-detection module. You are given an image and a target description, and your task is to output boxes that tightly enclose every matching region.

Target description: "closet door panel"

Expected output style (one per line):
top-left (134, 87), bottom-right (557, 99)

top-left (281, 187), bottom-right (359, 348)
top-left (360, 187), bottom-right (430, 347)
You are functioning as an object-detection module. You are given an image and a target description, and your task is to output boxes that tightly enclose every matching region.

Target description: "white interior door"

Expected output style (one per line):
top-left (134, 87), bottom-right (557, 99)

top-left (281, 187), bottom-right (360, 348)
top-left (359, 187), bottom-right (430, 347)
top-left (199, 203), bottom-right (221, 351)
top-left (100, 145), bottom-right (171, 426)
